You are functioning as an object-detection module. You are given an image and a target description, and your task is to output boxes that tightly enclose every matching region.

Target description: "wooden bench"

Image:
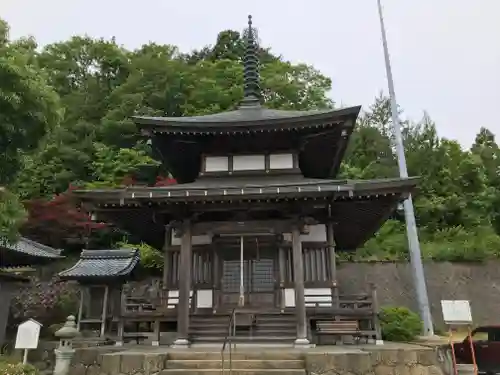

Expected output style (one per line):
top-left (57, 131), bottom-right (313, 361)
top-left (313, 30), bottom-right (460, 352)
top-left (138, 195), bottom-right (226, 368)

top-left (316, 320), bottom-right (361, 344)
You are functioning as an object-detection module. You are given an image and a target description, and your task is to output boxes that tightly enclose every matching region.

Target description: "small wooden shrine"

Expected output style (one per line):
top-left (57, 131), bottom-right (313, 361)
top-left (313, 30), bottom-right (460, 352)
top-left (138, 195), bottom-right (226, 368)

top-left (0, 237), bottom-right (63, 346)
top-left (66, 15), bottom-right (418, 347)
top-left (58, 249), bottom-right (140, 337)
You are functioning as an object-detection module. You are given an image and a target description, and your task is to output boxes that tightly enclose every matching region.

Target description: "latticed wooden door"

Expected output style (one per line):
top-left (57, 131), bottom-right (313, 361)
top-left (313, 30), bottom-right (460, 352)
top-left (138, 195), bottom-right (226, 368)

top-left (220, 257), bottom-right (276, 308)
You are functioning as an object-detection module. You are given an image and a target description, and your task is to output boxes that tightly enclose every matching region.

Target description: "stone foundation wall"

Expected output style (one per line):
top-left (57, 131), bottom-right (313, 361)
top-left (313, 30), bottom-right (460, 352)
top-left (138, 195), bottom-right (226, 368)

top-left (336, 261), bottom-right (500, 327)
top-left (306, 346), bottom-right (445, 375)
top-left (18, 342), bottom-right (450, 375)
top-left (127, 260), bottom-right (500, 327)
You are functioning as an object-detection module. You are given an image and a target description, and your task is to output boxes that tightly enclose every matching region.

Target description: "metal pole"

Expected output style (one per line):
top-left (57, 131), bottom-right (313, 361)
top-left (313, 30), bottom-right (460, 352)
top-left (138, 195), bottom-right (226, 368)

top-left (376, 0), bottom-right (434, 336)
top-left (239, 236), bottom-right (244, 307)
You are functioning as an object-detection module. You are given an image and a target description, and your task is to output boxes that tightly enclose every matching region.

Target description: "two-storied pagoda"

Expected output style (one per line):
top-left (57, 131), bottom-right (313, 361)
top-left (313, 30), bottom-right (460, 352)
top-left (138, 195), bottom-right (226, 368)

top-left (72, 16), bottom-right (418, 347)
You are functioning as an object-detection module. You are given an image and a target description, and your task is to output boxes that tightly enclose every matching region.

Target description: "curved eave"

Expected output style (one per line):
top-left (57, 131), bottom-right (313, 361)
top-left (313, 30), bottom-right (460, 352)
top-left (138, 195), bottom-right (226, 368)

top-left (71, 177), bottom-right (418, 251)
top-left (0, 237), bottom-right (63, 267)
top-left (78, 191), bottom-right (412, 252)
top-left (71, 177), bottom-right (418, 206)
top-left (134, 106), bottom-right (361, 135)
top-left (58, 250), bottom-right (140, 282)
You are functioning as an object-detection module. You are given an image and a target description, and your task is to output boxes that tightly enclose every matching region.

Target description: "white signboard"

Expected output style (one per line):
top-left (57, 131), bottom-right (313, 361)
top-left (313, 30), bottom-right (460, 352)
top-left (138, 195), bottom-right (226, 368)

top-left (441, 300), bottom-right (472, 325)
top-left (15, 319), bottom-right (42, 350)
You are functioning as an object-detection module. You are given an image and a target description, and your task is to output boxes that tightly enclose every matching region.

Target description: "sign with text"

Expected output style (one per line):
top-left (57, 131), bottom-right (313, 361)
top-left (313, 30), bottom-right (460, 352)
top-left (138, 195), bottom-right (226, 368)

top-left (441, 300), bottom-right (472, 325)
top-left (15, 319), bottom-right (42, 349)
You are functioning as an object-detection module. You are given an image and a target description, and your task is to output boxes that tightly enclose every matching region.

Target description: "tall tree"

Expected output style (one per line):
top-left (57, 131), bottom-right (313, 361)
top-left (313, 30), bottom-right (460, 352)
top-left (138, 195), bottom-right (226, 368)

top-left (0, 19), bottom-right (62, 185)
top-left (0, 188), bottom-right (26, 243)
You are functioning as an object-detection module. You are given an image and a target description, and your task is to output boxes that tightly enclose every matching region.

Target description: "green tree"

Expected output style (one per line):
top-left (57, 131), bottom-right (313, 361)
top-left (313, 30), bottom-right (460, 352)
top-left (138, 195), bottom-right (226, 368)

top-left (0, 19), bottom-right (62, 185)
top-left (348, 96), bottom-right (500, 261)
top-left (184, 30), bottom-right (279, 65)
top-left (37, 36), bottom-right (130, 124)
top-left (85, 143), bottom-right (160, 188)
top-left (0, 188), bottom-right (26, 243)
top-left (7, 24), bottom-right (500, 263)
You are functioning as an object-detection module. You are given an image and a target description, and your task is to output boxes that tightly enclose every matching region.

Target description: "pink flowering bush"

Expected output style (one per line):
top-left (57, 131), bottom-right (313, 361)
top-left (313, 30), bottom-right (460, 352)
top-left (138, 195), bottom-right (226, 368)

top-left (10, 277), bottom-right (79, 328)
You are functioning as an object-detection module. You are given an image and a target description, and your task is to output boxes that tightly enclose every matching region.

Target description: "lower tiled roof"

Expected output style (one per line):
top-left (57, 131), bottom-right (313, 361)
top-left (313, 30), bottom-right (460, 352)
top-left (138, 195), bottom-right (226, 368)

top-left (0, 237), bottom-right (63, 259)
top-left (58, 249), bottom-right (139, 280)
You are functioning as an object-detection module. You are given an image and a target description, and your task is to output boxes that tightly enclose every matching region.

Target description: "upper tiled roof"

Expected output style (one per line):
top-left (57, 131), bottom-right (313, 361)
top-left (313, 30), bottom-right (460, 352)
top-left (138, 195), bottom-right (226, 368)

top-left (133, 106), bottom-right (360, 131)
top-left (58, 249), bottom-right (140, 280)
top-left (0, 237), bottom-right (63, 259)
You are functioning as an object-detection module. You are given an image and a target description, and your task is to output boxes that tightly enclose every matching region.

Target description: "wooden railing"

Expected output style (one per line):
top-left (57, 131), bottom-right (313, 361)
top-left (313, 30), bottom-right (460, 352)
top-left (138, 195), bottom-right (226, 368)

top-left (304, 284), bottom-right (382, 343)
top-left (120, 292), bottom-right (195, 317)
top-left (304, 292), bottom-right (374, 310)
top-left (221, 306), bottom-right (237, 375)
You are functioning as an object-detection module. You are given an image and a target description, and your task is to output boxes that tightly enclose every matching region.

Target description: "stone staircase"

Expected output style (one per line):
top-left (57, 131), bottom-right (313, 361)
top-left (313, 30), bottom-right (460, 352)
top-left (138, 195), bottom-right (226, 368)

top-left (189, 313), bottom-right (297, 345)
top-left (160, 351), bottom-right (306, 375)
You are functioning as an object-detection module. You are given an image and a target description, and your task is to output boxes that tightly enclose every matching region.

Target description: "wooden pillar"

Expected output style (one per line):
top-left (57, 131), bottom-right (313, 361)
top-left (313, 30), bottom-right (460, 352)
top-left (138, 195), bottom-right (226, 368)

top-left (162, 225), bottom-right (172, 289)
top-left (370, 283), bottom-right (383, 344)
top-left (152, 320), bottom-right (161, 346)
top-left (115, 284), bottom-right (128, 347)
top-left (173, 219), bottom-right (192, 348)
top-left (292, 225), bottom-right (310, 347)
top-left (162, 225), bottom-right (172, 314)
top-left (326, 220), bottom-right (339, 308)
top-left (212, 246), bottom-right (219, 313)
top-left (278, 245), bottom-right (286, 311)
top-left (77, 286), bottom-right (84, 331)
top-left (100, 285), bottom-right (109, 337)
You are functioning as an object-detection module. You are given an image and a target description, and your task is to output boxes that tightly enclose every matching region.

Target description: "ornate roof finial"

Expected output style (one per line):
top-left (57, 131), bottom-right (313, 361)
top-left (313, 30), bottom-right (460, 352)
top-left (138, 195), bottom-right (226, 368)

top-left (240, 14), bottom-right (261, 108)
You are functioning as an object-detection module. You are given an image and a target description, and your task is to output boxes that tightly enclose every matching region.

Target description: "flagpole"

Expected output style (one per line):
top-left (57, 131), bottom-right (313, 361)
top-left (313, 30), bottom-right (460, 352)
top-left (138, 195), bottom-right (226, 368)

top-left (376, 0), bottom-right (434, 336)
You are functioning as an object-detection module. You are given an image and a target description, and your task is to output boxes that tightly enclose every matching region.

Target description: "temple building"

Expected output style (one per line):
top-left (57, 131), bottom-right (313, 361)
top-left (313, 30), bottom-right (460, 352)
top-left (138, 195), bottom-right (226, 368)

top-left (0, 237), bottom-right (63, 346)
top-left (67, 16), bottom-right (417, 347)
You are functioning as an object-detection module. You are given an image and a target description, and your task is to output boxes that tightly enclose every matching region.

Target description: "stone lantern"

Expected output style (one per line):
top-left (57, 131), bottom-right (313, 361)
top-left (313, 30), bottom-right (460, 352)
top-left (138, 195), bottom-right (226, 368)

top-left (53, 315), bottom-right (79, 375)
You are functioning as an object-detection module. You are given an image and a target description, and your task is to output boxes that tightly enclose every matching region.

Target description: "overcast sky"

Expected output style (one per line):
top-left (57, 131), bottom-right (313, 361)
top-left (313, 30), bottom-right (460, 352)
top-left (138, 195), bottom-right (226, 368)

top-left (3, 0), bottom-right (499, 147)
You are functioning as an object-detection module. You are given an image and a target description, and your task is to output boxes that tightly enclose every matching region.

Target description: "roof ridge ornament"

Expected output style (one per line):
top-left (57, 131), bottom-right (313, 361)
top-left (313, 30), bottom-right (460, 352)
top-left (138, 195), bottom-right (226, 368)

top-left (239, 15), bottom-right (261, 108)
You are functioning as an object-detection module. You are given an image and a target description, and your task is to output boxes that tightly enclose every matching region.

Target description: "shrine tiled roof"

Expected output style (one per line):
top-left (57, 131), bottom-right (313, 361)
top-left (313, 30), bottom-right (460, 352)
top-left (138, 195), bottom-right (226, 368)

top-left (134, 106), bottom-right (360, 133)
top-left (73, 176), bottom-right (419, 205)
top-left (70, 176), bottom-right (419, 252)
top-left (58, 249), bottom-right (140, 280)
top-left (0, 237), bottom-right (63, 259)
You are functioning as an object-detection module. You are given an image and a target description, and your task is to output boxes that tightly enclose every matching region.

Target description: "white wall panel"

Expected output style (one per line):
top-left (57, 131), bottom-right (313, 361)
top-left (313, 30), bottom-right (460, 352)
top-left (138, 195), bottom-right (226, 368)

top-left (196, 290), bottom-right (213, 308)
top-left (171, 234), bottom-right (212, 246)
top-left (284, 288), bottom-right (295, 307)
top-left (269, 154), bottom-right (294, 169)
top-left (205, 156), bottom-right (229, 172)
top-left (304, 288), bottom-right (332, 307)
top-left (300, 224), bottom-right (327, 242)
top-left (233, 155), bottom-right (265, 171)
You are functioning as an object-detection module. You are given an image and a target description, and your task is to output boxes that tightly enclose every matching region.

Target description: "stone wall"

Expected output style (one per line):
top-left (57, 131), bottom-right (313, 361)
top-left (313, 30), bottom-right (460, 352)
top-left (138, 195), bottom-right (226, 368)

top-left (20, 343), bottom-right (449, 375)
top-left (336, 261), bottom-right (500, 328)
top-left (306, 345), bottom-right (445, 375)
top-left (129, 260), bottom-right (500, 328)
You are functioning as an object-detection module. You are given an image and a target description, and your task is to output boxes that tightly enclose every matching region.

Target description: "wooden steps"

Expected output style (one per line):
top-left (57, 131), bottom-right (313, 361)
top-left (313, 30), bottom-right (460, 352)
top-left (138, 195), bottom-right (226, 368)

top-left (188, 313), bottom-right (297, 344)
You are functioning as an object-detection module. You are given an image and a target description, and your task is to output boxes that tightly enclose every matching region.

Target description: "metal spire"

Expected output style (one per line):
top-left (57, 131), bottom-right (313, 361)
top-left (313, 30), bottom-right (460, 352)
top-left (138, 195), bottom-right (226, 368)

top-left (376, 0), bottom-right (434, 336)
top-left (240, 15), bottom-right (261, 108)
